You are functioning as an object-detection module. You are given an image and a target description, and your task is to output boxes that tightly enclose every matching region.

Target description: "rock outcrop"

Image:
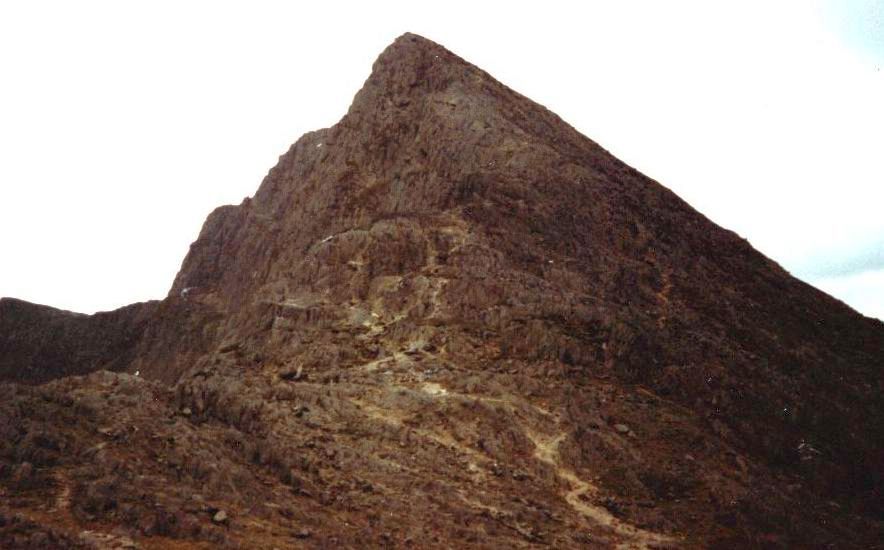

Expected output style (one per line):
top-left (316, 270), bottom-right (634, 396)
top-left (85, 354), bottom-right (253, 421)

top-left (1, 33), bottom-right (882, 548)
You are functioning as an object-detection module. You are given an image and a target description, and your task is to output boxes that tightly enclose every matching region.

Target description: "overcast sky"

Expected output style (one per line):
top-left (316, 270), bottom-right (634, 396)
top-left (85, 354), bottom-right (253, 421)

top-left (1, 1), bottom-right (882, 320)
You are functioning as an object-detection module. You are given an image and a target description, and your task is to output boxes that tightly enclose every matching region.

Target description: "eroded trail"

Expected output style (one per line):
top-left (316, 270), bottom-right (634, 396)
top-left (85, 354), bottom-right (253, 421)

top-left (352, 374), bottom-right (677, 548)
top-left (526, 430), bottom-right (676, 549)
top-left (351, 397), bottom-right (491, 470)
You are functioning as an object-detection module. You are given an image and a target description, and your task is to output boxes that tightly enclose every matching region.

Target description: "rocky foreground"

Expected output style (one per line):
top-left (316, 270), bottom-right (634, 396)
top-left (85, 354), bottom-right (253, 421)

top-left (2, 34), bottom-right (883, 549)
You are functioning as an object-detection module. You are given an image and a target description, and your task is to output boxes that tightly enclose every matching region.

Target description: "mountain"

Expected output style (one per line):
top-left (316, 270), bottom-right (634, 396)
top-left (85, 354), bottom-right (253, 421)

top-left (1, 33), bottom-right (882, 549)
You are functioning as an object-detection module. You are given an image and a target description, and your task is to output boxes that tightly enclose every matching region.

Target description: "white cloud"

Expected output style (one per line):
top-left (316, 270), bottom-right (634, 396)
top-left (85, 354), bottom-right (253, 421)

top-left (0, 1), bottom-right (881, 319)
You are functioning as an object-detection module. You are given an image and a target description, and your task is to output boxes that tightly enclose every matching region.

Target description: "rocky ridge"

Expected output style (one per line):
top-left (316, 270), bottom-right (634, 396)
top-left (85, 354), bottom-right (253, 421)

top-left (1, 33), bottom-right (883, 548)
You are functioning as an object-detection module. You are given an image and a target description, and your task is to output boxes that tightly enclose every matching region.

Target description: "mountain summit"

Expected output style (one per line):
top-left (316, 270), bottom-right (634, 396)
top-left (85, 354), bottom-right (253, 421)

top-left (2, 33), bottom-right (883, 548)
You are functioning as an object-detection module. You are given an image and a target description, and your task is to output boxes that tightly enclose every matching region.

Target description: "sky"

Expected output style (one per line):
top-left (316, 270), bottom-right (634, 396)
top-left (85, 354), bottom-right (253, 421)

top-left (1, 1), bottom-right (882, 319)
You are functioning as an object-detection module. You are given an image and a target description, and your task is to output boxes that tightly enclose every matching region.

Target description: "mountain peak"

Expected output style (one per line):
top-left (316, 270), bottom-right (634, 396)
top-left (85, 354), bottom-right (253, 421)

top-left (373, 32), bottom-right (462, 74)
top-left (388, 32), bottom-right (443, 53)
top-left (2, 34), bottom-right (883, 548)
top-left (346, 32), bottom-right (477, 119)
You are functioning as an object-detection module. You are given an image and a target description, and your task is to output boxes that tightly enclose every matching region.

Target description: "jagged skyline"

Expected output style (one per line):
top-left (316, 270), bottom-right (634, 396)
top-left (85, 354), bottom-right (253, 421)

top-left (1, 1), bottom-right (882, 319)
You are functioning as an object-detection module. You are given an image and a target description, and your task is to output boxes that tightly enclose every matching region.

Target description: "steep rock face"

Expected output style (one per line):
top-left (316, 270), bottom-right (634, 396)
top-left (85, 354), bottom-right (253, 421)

top-left (1, 33), bottom-right (883, 548)
top-left (169, 32), bottom-right (884, 512)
